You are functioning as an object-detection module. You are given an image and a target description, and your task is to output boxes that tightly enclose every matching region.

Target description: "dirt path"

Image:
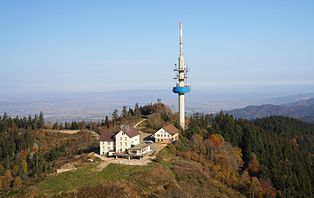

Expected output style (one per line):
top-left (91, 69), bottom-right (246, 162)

top-left (95, 159), bottom-right (113, 171)
top-left (95, 155), bottom-right (155, 171)
top-left (133, 118), bottom-right (146, 128)
top-left (85, 130), bottom-right (100, 139)
top-left (45, 129), bottom-right (81, 134)
top-left (95, 143), bottom-right (166, 172)
top-left (44, 129), bottom-right (99, 138)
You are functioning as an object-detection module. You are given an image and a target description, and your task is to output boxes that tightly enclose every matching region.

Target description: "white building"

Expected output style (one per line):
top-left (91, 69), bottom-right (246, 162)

top-left (115, 125), bottom-right (139, 153)
top-left (100, 125), bottom-right (148, 157)
top-left (128, 144), bottom-right (151, 156)
top-left (99, 132), bottom-right (116, 155)
top-left (154, 124), bottom-right (179, 143)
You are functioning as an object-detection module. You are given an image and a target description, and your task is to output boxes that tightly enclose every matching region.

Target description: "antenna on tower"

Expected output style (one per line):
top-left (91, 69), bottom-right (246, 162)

top-left (179, 20), bottom-right (183, 57)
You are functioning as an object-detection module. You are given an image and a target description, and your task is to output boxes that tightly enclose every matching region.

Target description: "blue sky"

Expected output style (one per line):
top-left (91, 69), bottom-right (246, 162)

top-left (0, 0), bottom-right (313, 96)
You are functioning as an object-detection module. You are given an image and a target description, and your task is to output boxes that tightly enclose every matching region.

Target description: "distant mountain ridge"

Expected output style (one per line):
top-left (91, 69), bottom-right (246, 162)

top-left (261, 92), bottom-right (314, 105)
top-left (226, 98), bottom-right (314, 122)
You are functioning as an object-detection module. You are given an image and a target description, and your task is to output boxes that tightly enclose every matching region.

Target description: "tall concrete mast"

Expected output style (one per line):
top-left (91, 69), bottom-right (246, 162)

top-left (173, 21), bottom-right (191, 130)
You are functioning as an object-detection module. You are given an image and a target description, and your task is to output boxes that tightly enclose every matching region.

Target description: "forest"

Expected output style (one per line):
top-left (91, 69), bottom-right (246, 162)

top-left (0, 103), bottom-right (313, 197)
top-left (0, 112), bottom-right (46, 190)
top-left (179, 112), bottom-right (314, 197)
top-left (0, 103), bottom-right (160, 192)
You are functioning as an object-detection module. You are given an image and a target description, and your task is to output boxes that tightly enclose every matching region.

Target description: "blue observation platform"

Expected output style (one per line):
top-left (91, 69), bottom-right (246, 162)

top-left (173, 86), bottom-right (191, 94)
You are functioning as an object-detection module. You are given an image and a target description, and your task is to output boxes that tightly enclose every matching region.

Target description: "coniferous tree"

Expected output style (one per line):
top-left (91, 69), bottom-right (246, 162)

top-left (52, 122), bottom-right (59, 130)
top-left (128, 107), bottom-right (134, 116)
top-left (64, 122), bottom-right (69, 130)
top-left (122, 106), bottom-right (128, 119)
top-left (59, 123), bottom-right (64, 130)
top-left (112, 109), bottom-right (119, 128)
top-left (134, 103), bottom-right (141, 118)
top-left (104, 116), bottom-right (110, 128)
top-left (38, 112), bottom-right (45, 129)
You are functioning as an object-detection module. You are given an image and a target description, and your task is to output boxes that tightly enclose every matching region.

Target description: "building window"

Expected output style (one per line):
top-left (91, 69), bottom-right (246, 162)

top-left (120, 142), bottom-right (122, 146)
top-left (125, 137), bottom-right (127, 141)
top-left (125, 142), bottom-right (127, 146)
top-left (120, 137), bottom-right (122, 141)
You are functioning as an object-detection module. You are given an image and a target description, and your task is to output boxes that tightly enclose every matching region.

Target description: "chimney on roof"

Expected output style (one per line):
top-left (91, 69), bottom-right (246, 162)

top-left (120, 125), bottom-right (129, 132)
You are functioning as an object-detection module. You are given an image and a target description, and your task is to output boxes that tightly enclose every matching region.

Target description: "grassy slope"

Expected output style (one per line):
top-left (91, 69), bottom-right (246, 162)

top-left (23, 146), bottom-right (245, 198)
top-left (32, 162), bottom-right (175, 197)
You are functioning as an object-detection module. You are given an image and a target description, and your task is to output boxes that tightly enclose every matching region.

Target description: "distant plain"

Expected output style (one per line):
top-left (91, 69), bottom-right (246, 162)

top-left (1, 89), bottom-right (313, 122)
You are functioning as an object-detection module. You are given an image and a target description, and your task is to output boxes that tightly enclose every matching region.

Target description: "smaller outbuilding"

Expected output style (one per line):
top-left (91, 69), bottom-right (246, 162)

top-left (154, 124), bottom-right (179, 143)
top-left (128, 144), bottom-right (151, 156)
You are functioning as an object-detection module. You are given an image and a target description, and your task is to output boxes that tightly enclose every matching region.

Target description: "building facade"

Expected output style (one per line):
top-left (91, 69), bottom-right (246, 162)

top-left (154, 124), bottom-right (179, 143)
top-left (128, 144), bottom-right (151, 156)
top-left (99, 125), bottom-right (140, 156)
top-left (99, 132), bottom-right (116, 155)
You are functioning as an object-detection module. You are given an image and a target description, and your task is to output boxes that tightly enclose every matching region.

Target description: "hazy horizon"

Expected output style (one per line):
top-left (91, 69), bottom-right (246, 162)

top-left (1, 88), bottom-right (314, 122)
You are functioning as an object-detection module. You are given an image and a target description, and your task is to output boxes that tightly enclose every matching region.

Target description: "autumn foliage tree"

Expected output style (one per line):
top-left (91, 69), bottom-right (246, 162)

top-left (13, 176), bottom-right (22, 187)
top-left (20, 160), bottom-right (28, 177)
top-left (3, 170), bottom-right (12, 189)
top-left (147, 113), bottom-right (164, 130)
top-left (208, 133), bottom-right (224, 146)
top-left (247, 152), bottom-right (261, 177)
top-left (11, 165), bottom-right (19, 177)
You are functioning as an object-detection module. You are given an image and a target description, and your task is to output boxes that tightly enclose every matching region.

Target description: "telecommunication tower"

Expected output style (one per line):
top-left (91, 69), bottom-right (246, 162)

top-left (172, 21), bottom-right (191, 130)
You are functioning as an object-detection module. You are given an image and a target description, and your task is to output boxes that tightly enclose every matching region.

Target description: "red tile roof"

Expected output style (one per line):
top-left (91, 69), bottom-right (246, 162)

top-left (99, 125), bottom-right (139, 141)
top-left (122, 126), bottom-right (139, 138)
top-left (99, 132), bottom-right (116, 141)
top-left (163, 124), bottom-right (179, 135)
